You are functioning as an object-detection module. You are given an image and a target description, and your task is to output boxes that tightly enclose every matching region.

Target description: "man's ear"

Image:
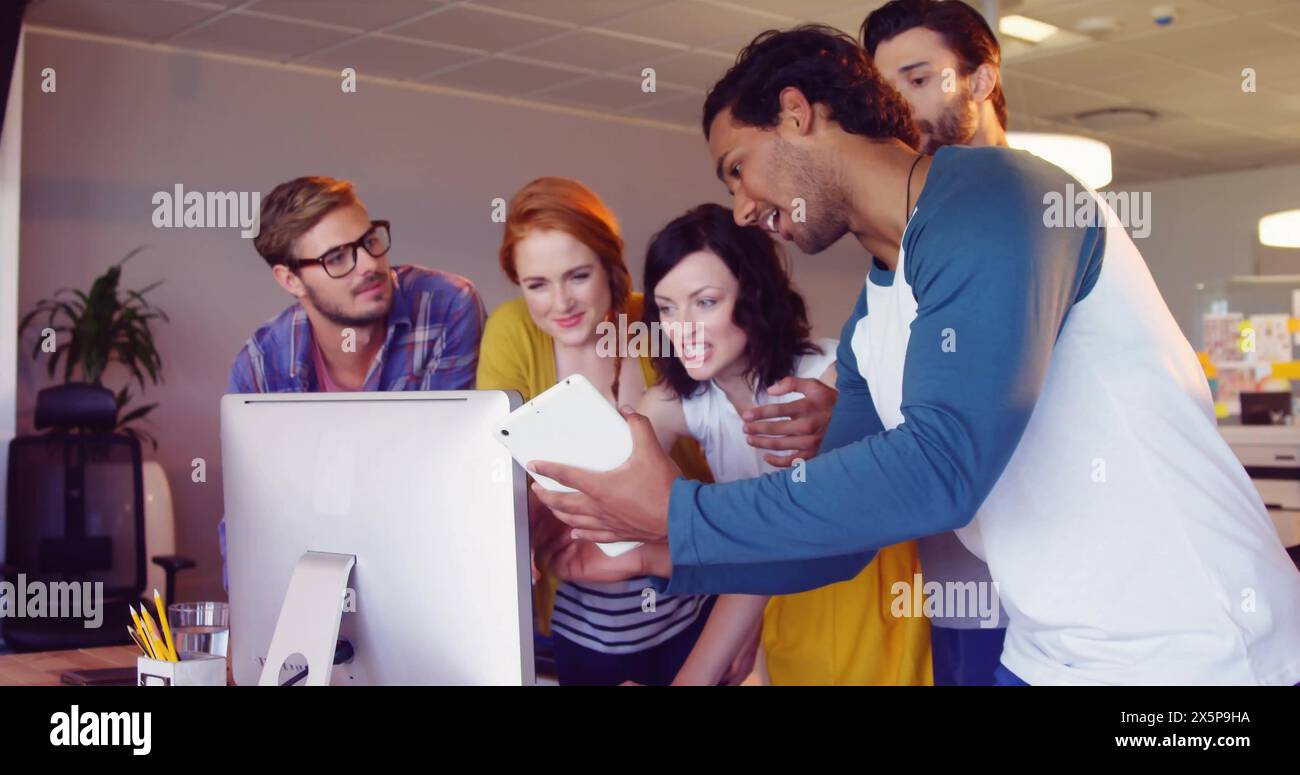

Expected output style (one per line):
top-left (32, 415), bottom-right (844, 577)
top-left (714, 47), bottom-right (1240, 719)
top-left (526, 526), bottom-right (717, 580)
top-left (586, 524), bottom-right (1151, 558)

top-left (272, 263), bottom-right (308, 299)
top-left (970, 62), bottom-right (998, 103)
top-left (778, 86), bottom-right (815, 136)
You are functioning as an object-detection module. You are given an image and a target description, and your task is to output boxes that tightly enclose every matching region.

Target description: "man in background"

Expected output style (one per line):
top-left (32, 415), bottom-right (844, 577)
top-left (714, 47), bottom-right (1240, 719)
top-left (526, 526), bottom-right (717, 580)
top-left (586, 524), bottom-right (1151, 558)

top-left (861, 0), bottom-right (1011, 687)
top-left (865, 0), bottom-right (1007, 153)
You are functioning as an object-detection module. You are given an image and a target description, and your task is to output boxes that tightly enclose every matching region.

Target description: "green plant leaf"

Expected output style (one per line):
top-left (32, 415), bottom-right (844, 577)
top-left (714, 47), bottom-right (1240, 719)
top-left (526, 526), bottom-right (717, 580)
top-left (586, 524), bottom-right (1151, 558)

top-left (117, 402), bottom-right (157, 425)
top-left (22, 247), bottom-right (167, 433)
top-left (46, 348), bottom-right (62, 378)
top-left (131, 279), bottom-right (163, 297)
top-left (18, 307), bottom-right (44, 335)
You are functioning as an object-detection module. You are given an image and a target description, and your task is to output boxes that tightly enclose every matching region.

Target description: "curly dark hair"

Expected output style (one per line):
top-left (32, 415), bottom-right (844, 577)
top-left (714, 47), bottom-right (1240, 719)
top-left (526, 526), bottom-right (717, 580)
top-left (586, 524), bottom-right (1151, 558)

top-left (643, 203), bottom-right (821, 399)
top-left (702, 24), bottom-right (918, 148)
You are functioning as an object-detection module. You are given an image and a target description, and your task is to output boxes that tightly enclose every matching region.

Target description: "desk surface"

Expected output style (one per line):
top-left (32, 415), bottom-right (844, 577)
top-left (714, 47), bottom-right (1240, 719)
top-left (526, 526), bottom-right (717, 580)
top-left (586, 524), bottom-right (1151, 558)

top-left (0, 647), bottom-right (739, 686)
top-left (0, 645), bottom-right (140, 686)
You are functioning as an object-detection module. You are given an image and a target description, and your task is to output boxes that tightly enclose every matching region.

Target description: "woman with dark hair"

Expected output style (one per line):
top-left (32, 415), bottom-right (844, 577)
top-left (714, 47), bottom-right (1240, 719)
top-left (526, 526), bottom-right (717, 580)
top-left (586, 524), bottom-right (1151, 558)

top-left (553, 204), bottom-right (932, 684)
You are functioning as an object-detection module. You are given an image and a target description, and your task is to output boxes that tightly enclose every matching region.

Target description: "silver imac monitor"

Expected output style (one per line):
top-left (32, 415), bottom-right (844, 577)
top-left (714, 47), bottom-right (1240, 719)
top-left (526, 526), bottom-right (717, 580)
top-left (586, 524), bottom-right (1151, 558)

top-left (221, 390), bottom-right (532, 685)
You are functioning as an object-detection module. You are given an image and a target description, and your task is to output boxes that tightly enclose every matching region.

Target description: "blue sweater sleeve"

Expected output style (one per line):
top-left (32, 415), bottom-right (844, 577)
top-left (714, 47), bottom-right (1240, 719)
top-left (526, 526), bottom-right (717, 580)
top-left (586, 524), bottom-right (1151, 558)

top-left (652, 552), bottom-right (877, 596)
top-left (662, 149), bottom-right (1104, 586)
top-left (655, 294), bottom-right (883, 596)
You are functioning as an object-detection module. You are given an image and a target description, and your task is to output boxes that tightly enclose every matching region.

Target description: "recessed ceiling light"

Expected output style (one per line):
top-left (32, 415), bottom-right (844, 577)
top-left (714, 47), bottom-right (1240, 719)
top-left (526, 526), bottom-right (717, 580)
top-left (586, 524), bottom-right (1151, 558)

top-left (1008, 132), bottom-right (1113, 189)
top-left (1000, 14), bottom-right (1059, 43)
top-left (1260, 210), bottom-right (1300, 249)
top-left (1075, 16), bottom-right (1122, 36)
top-left (1073, 107), bottom-right (1160, 130)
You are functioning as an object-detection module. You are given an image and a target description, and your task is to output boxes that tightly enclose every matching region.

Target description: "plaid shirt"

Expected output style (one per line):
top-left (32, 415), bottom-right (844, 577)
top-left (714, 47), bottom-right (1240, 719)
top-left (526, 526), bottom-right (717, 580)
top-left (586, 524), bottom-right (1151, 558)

top-left (227, 264), bottom-right (485, 393)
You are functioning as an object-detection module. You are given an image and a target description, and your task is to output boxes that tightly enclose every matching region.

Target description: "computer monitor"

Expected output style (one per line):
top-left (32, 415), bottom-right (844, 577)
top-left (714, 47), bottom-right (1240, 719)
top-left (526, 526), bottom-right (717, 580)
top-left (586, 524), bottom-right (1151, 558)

top-left (221, 390), bottom-right (532, 685)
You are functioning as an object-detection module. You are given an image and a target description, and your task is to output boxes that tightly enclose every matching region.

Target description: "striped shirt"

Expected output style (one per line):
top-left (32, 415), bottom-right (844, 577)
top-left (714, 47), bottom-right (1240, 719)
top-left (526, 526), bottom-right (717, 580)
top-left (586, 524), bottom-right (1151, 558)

top-left (476, 296), bottom-right (713, 655)
top-left (550, 578), bottom-right (707, 655)
top-left (227, 264), bottom-right (485, 393)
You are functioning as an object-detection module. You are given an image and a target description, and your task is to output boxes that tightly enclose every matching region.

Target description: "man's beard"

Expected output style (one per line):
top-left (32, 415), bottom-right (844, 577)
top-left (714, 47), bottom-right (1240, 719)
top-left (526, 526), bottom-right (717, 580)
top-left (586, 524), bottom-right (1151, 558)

top-left (771, 135), bottom-right (851, 255)
top-left (916, 83), bottom-right (979, 153)
top-left (303, 272), bottom-right (392, 327)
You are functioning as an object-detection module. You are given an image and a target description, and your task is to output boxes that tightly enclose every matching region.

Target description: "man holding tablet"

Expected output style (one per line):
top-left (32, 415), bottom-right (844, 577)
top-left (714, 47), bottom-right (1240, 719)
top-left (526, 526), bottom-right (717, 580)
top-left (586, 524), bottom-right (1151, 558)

top-left (530, 26), bottom-right (1300, 685)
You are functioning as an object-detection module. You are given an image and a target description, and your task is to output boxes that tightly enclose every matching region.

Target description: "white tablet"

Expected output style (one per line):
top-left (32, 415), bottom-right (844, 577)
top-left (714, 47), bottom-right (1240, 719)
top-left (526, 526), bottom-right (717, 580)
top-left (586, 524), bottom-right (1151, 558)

top-left (493, 374), bottom-right (641, 557)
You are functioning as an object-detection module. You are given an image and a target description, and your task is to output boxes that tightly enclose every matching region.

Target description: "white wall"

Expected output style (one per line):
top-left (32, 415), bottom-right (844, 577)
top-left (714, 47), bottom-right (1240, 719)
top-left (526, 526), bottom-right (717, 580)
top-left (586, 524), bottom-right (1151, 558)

top-left (1136, 161), bottom-right (1300, 340)
top-left (17, 31), bottom-right (868, 600)
top-left (0, 33), bottom-right (22, 561)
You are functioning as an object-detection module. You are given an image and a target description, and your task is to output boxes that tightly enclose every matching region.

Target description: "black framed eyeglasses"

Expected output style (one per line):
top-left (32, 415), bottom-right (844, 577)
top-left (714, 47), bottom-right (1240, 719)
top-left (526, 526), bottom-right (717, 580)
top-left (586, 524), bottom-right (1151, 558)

top-left (293, 220), bottom-right (391, 278)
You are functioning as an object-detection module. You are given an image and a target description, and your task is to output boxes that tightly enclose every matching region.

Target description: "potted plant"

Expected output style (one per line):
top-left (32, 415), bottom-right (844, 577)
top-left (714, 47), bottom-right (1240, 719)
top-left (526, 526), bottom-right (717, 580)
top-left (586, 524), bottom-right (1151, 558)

top-left (18, 248), bottom-right (168, 449)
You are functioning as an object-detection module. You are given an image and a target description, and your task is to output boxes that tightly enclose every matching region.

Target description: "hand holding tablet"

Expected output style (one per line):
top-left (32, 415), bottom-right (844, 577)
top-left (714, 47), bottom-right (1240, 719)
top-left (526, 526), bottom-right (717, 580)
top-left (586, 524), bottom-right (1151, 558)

top-left (493, 374), bottom-right (642, 557)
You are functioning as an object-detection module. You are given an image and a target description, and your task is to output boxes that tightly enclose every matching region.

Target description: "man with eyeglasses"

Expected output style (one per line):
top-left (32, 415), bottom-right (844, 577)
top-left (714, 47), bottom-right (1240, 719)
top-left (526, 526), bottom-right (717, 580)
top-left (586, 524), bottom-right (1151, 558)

top-left (228, 175), bottom-right (485, 393)
top-left (221, 176), bottom-right (486, 593)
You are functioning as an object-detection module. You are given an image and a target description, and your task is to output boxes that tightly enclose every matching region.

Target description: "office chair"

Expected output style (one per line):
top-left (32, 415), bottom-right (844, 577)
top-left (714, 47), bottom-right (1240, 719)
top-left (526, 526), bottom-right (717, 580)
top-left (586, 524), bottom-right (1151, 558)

top-left (1, 383), bottom-right (194, 653)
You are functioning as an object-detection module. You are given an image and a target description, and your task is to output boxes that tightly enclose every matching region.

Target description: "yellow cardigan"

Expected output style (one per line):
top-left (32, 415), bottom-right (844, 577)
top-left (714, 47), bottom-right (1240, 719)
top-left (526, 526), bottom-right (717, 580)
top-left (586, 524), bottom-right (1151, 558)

top-left (477, 293), bottom-right (931, 685)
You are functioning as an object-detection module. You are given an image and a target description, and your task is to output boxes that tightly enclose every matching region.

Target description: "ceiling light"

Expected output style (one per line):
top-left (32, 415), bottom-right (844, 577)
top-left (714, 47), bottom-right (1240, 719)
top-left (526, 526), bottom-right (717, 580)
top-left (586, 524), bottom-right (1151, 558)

top-left (1260, 210), bottom-right (1300, 248)
top-left (1072, 107), bottom-right (1159, 130)
top-left (1007, 132), bottom-right (1113, 189)
top-left (1000, 14), bottom-right (1059, 43)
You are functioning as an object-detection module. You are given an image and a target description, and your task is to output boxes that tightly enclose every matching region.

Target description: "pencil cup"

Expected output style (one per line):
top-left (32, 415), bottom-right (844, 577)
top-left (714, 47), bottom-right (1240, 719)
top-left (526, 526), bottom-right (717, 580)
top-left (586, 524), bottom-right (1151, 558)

top-left (137, 654), bottom-right (226, 686)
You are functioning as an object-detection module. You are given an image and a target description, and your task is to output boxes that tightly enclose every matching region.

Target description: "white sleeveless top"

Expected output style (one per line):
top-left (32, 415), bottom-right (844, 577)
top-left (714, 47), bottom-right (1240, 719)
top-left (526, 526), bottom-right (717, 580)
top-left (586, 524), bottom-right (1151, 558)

top-left (682, 339), bottom-right (838, 482)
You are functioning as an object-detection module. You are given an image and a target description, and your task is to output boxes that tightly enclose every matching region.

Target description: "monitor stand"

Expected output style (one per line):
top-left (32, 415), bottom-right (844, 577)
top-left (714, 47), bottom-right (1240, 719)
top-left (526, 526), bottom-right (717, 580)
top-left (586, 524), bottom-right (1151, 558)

top-left (258, 550), bottom-right (356, 686)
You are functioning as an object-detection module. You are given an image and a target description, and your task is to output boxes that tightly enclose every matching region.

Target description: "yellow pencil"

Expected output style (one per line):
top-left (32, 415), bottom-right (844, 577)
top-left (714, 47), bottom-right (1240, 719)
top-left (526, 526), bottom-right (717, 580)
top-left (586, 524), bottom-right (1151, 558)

top-left (142, 608), bottom-right (169, 662)
top-left (153, 588), bottom-right (179, 661)
top-left (140, 607), bottom-right (172, 662)
top-left (127, 625), bottom-right (150, 657)
top-left (128, 606), bottom-right (156, 658)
